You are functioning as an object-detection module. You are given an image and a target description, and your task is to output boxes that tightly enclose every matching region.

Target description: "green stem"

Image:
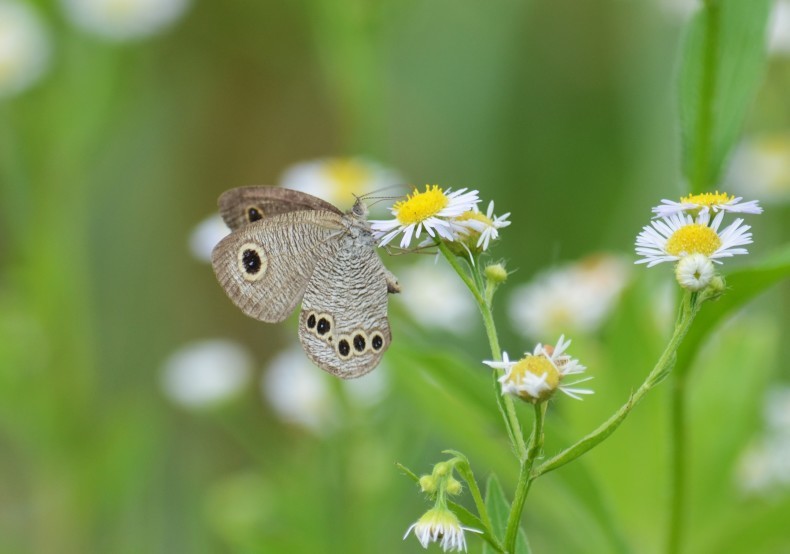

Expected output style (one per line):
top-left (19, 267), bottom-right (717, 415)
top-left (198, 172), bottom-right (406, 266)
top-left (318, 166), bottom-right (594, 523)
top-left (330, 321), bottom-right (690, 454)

top-left (533, 292), bottom-right (700, 477)
top-left (667, 372), bottom-right (687, 554)
top-left (691, 0), bottom-right (721, 193)
top-left (504, 403), bottom-right (545, 552)
top-left (437, 243), bottom-right (528, 460)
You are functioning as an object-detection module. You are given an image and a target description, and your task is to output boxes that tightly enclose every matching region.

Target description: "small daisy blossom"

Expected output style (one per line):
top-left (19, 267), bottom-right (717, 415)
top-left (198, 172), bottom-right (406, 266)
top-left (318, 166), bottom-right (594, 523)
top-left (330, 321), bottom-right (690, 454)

top-left (674, 253), bottom-right (715, 291)
top-left (652, 191), bottom-right (762, 218)
top-left (483, 335), bottom-right (593, 404)
top-left (451, 200), bottom-right (511, 252)
top-left (635, 211), bottom-right (753, 268)
top-left (404, 505), bottom-right (481, 552)
top-left (371, 185), bottom-right (480, 248)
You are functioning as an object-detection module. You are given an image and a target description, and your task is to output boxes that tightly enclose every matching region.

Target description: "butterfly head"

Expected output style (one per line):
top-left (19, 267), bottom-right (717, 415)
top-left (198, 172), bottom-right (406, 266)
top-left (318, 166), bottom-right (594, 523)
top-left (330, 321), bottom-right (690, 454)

top-left (350, 196), bottom-right (369, 220)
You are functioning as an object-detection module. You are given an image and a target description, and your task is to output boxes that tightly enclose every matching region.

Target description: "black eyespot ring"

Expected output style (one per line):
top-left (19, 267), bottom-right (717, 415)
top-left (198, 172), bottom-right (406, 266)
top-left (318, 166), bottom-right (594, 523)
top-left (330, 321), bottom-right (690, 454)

top-left (353, 334), bottom-right (366, 352)
top-left (371, 333), bottom-right (383, 351)
top-left (317, 317), bottom-right (331, 335)
top-left (242, 249), bottom-right (262, 274)
top-left (338, 339), bottom-right (351, 357)
top-left (307, 313), bottom-right (316, 329)
top-left (247, 206), bottom-right (263, 222)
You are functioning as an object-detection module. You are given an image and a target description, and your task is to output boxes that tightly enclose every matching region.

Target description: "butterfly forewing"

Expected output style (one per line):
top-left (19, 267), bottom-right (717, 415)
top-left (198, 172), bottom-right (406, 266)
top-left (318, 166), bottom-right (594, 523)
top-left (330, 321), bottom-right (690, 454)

top-left (298, 226), bottom-right (392, 378)
top-left (211, 210), bottom-right (344, 322)
top-left (218, 186), bottom-right (343, 231)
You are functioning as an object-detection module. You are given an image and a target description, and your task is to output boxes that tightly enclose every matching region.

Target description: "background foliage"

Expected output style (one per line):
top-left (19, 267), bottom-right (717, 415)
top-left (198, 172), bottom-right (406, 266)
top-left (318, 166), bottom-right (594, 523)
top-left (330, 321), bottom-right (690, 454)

top-left (1, 0), bottom-right (789, 553)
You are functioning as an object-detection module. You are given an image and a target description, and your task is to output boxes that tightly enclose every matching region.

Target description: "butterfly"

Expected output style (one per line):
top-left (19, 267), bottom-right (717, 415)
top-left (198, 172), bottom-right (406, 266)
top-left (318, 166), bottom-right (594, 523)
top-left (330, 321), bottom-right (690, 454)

top-left (211, 186), bottom-right (399, 378)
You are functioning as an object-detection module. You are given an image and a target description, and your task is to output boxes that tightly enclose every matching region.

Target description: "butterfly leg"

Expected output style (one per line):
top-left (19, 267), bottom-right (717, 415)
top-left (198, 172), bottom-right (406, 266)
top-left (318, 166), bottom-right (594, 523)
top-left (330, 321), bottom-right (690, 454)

top-left (385, 270), bottom-right (400, 294)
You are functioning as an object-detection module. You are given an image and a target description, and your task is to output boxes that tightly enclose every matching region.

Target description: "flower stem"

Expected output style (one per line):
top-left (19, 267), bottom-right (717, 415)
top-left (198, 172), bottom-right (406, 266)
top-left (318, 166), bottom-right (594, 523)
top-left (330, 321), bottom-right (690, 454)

top-left (667, 372), bottom-right (687, 554)
top-left (533, 292), bottom-right (700, 477)
top-left (438, 243), bottom-right (528, 460)
top-left (504, 403), bottom-right (545, 552)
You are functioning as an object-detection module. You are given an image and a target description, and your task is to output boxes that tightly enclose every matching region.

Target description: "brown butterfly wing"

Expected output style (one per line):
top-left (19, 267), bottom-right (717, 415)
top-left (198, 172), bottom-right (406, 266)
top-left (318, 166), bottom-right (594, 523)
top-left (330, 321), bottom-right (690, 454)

top-left (297, 223), bottom-right (392, 378)
top-left (211, 210), bottom-right (344, 322)
top-left (218, 186), bottom-right (343, 231)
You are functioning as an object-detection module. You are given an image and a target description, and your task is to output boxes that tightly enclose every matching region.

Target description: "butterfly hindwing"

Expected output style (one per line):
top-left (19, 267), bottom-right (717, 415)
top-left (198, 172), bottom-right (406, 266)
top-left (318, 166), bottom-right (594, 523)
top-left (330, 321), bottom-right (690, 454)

top-left (218, 186), bottom-right (343, 231)
top-left (211, 210), bottom-right (344, 322)
top-left (298, 227), bottom-right (392, 378)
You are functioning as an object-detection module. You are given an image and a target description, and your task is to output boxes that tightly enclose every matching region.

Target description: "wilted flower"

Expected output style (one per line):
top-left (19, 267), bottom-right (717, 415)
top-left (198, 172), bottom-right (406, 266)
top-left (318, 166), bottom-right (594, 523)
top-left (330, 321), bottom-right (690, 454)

top-left (371, 185), bottom-right (480, 248)
top-left (395, 259), bottom-right (477, 334)
top-left (509, 254), bottom-right (630, 339)
top-left (404, 505), bottom-right (479, 552)
top-left (652, 192), bottom-right (762, 218)
top-left (451, 200), bottom-right (511, 253)
top-left (189, 214), bottom-right (230, 263)
top-left (728, 134), bottom-right (790, 204)
top-left (483, 335), bottom-right (592, 403)
top-left (61, 0), bottom-right (191, 41)
top-left (161, 339), bottom-right (252, 409)
top-left (280, 157), bottom-right (402, 209)
top-left (635, 211), bottom-right (753, 268)
top-left (0, 1), bottom-right (50, 99)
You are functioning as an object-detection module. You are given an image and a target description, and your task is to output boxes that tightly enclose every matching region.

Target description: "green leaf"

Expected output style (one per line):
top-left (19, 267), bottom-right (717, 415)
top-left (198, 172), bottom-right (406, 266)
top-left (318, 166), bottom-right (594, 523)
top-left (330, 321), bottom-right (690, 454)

top-left (485, 474), bottom-right (510, 539)
top-left (677, 243), bottom-right (790, 372)
top-left (679, 0), bottom-right (772, 191)
top-left (515, 527), bottom-right (532, 554)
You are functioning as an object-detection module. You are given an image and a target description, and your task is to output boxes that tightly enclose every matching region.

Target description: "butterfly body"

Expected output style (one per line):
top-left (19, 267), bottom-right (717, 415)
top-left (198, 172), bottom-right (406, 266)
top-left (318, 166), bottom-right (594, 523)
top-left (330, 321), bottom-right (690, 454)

top-left (211, 187), bottom-right (397, 378)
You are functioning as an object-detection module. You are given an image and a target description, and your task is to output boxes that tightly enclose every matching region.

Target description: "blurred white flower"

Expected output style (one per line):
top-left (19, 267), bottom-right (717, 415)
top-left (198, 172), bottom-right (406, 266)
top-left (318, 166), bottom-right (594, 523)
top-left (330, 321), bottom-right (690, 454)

top-left (736, 385), bottom-right (790, 495)
top-left (281, 157), bottom-right (402, 210)
top-left (189, 214), bottom-right (230, 263)
top-left (343, 365), bottom-right (389, 408)
top-left (262, 343), bottom-right (390, 433)
top-left (508, 254), bottom-right (631, 340)
top-left (161, 339), bottom-right (252, 409)
top-left (395, 258), bottom-right (477, 333)
top-left (728, 134), bottom-right (790, 204)
top-left (0, 1), bottom-right (50, 99)
top-left (262, 344), bottom-right (337, 433)
top-left (765, 386), bottom-right (790, 434)
top-left (61, 0), bottom-right (191, 41)
top-left (770, 0), bottom-right (790, 55)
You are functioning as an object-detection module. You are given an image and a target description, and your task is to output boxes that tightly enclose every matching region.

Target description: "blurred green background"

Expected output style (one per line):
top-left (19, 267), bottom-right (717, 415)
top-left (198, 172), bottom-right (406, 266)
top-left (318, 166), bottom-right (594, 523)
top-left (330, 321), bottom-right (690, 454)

top-left (1, 0), bottom-right (789, 553)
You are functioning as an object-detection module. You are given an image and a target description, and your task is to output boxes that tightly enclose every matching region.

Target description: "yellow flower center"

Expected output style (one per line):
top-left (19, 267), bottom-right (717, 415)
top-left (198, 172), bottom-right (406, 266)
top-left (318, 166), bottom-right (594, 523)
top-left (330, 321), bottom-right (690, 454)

top-left (455, 210), bottom-right (493, 226)
top-left (393, 185), bottom-right (448, 225)
top-left (680, 191), bottom-right (733, 208)
top-left (322, 159), bottom-right (373, 199)
top-left (665, 224), bottom-right (722, 257)
top-left (508, 354), bottom-right (560, 391)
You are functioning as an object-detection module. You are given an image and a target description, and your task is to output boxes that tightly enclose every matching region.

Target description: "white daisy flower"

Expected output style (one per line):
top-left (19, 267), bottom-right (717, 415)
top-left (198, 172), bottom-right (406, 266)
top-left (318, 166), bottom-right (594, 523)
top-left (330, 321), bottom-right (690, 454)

top-left (189, 214), bottom-right (230, 263)
top-left (508, 254), bottom-right (631, 339)
top-left (728, 134), bottom-right (790, 204)
top-left (61, 0), bottom-right (191, 41)
top-left (0, 1), bottom-right (51, 99)
top-left (161, 339), bottom-right (252, 409)
top-left (451, 200), bottom-right (511, 252)
top-left (674, 253), bottom-right (715, 291)
top-left (635, 211), bottom-right (753, 268)
top-left (404, 505), bottom-right (480, 552)
top-left (371, 185), bottom-right (480, 248)
top-left (280, 157), bottom-right (402, 210)
top-left (652, 191), bottom-right (762, 218)
top-left (483, 335), bottom-right (593, 404)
